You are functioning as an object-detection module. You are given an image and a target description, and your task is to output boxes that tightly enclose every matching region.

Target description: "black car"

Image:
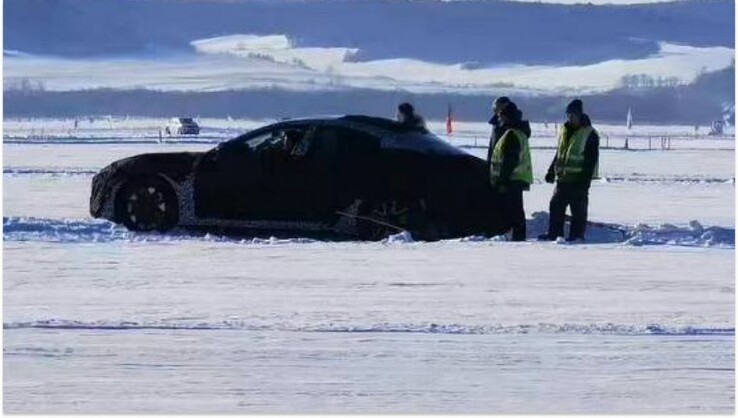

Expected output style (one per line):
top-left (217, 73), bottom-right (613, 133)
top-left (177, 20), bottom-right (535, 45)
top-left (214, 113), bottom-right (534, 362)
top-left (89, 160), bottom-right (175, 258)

top-left (90, 115), bottom-right (507, 240)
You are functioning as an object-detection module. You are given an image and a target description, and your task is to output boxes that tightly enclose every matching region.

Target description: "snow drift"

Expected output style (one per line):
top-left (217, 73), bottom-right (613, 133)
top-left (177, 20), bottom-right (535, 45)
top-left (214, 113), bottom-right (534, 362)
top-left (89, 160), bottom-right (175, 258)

top-left (4, 318), bottom-right (733, 336)
top-left (3, 214), bottom-right (734, 248)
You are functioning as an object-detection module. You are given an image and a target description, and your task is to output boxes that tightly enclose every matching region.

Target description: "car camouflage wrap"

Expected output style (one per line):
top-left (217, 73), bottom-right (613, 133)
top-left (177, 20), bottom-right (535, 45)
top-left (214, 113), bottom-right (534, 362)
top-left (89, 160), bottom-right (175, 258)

top-left (90, 115), bottom-right (507, 240)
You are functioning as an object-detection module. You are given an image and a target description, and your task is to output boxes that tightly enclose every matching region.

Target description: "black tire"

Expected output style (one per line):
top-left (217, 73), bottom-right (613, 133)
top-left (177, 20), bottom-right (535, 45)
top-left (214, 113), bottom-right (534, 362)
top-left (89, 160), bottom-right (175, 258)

top-left (115, 177), bottom-right (179, 232)
top-left (358, 198), bottom-right (426, 241)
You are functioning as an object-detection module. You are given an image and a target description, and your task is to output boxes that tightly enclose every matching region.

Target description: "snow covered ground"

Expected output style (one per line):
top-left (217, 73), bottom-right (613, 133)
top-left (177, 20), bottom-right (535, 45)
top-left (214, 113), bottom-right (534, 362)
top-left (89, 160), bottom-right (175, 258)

top-left (3, 118), bottom-right (735, 413)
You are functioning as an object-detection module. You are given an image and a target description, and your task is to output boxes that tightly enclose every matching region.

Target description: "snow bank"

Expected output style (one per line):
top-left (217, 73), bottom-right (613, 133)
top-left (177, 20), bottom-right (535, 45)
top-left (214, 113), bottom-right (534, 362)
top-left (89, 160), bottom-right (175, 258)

top-left (599, 175), bottom-right (735, 185)
top-left (384, 230), bottom-right (415, 244)
top-left (3, 167), bottom-right (98, 177)
top-left (625, 220), bottom-right (735, 247)
top-left (4, 215), bottom-right (733, 248)
top-left (1, 217), bottom-right (318, 245)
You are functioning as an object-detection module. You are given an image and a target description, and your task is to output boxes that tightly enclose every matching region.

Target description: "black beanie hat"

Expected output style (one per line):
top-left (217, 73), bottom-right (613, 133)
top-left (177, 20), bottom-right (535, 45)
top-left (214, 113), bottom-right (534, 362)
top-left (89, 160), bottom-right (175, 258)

top-left (494, 96), bottom-right (511, 107)
top-left (398, 102), bottom-right (414, 115)
top-left (499, 102), bottom-right (521, 121)
top-left (566, 99), bottom-right (583, 115)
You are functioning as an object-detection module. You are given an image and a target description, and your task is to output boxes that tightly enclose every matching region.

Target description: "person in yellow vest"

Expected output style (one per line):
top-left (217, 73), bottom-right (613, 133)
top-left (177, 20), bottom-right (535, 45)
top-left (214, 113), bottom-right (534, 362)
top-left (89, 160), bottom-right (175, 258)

top-left (487, 97), bottom-right (531, 166)
top-left (489, 104), bottom-right (533, 241)
top-left (539, 99), bottom-right (600, 242)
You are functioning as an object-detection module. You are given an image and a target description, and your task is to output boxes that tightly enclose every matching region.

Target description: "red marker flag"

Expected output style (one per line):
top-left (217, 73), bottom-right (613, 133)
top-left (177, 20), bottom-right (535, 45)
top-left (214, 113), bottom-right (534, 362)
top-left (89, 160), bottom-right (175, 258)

top-left (446, 103), bottom-right (454, 135)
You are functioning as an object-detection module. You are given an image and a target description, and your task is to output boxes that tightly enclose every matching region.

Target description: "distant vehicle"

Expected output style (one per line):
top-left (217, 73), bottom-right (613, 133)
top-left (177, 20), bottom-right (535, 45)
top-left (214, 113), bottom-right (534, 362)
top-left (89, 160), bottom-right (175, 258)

top-left (90, 115), bottom-right (507, 240)
top-left (166, 117), bottom-right (200, 135)
top-left (709, 120), bottom-right (724, 136)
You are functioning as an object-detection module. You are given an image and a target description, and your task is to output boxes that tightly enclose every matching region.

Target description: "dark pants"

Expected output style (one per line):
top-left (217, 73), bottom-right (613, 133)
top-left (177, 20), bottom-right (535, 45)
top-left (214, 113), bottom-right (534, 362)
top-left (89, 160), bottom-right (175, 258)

top-left (501, 187), bottom-right (526, 241)
top-left (548, 183), bottom-right (589, 239)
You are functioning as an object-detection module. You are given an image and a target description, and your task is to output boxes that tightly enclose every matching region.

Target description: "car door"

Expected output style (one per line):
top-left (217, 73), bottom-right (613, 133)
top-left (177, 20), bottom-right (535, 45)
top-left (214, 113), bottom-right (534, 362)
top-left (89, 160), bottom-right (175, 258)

top-left (259, 123), bottom-right (382, 222)
top-left (307, 124), bottom-right (381, 212)
top-left (193, 124), bottom-right (314, 220)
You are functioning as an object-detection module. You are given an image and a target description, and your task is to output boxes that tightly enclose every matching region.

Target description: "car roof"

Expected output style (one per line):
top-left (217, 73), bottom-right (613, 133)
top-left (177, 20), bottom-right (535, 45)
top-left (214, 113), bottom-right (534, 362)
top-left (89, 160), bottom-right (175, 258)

top-left (275, 114), bottom-right (427, 134)
top-left (266, 115), bottom-right (467, 158)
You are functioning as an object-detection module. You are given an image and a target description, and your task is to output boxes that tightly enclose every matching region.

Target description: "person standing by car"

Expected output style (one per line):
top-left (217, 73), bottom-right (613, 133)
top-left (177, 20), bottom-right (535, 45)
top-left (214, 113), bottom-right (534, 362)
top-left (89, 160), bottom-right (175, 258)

top-left (539, 99), bottom-right (600, 242)
top-left (396, 102), bottom-right (427, 129)
top-left (489, 105), bottom-right (533, 241)
top-left (487, 97), bottom-right (531, 165)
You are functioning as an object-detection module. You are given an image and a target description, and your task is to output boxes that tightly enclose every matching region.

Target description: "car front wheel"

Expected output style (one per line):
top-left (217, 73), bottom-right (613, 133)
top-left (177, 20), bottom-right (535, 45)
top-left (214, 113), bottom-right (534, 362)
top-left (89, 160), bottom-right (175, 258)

top-left (116, 177), bottom-right (179, 232)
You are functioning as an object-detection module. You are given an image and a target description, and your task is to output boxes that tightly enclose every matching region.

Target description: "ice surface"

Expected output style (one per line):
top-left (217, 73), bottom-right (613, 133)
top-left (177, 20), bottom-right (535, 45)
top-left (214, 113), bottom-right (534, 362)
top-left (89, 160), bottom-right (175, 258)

top-left (3, 120), bottom-right (734, 413)
top-left (4, 330), bottom-right (732, 414)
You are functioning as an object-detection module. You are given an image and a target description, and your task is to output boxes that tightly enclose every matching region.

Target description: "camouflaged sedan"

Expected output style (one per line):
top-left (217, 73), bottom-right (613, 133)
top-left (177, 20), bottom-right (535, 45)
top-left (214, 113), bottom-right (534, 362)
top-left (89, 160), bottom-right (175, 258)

top-left (90, 115), bottom-right (506, 240)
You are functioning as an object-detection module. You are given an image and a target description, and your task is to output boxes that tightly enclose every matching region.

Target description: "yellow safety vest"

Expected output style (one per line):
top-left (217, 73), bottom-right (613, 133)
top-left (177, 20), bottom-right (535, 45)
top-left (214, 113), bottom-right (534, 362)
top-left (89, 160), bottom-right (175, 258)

top-left (555, 125), bottom-right (599, 182)
top-left (490, 128), bottom-right (533, 186)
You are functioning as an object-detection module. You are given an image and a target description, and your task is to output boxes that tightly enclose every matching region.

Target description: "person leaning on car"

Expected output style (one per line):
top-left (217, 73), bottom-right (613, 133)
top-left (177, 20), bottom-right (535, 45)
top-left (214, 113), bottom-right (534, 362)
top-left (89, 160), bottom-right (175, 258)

top-left (488, 104), bottom-right (533, 241)
top-left (487, 97), bottom-right (531, 166)
top-left (539, 99), bottom-right (600, 242)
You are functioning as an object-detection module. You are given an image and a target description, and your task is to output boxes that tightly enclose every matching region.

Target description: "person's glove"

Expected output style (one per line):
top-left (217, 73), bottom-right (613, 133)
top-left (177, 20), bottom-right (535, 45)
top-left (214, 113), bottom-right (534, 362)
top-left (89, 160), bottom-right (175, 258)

top-left (545, 170), bottom-right (555, 184)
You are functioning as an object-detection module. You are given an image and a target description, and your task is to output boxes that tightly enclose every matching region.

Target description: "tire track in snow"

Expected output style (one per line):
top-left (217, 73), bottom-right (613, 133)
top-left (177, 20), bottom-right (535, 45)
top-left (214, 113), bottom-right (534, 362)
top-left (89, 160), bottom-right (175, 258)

top-left (3, 318), bottom-right (733, 336)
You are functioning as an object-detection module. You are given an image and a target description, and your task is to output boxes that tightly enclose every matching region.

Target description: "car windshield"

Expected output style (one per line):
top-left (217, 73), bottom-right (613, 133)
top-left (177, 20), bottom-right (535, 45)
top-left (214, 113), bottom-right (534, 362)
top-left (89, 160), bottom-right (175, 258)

top-left (180, 118), bottom-right (194, 124)
top-left (228, 127), bottom-right (308, 155)
top-left (382, 132), bottom-right (468, 156)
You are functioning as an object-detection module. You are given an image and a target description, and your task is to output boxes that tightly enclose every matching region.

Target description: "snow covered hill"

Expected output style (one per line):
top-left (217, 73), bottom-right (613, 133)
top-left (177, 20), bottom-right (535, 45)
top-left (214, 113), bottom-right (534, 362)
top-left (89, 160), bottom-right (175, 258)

top-left (6, 0), bottom-right (733, 65)
top-left (4, 0), bottom-right (734, 122)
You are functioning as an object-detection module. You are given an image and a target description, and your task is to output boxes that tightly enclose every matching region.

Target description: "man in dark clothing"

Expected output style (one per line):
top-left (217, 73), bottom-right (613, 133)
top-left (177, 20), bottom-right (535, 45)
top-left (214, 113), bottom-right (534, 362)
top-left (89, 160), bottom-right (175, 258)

top-left (487, 97), bottom-right (531, 165)
top-left (539, 99), bottom-right (600, 242)
top-left (397, 102), bottom-right (427, 129)
top-left (489, 105), bottom-right (533, 241)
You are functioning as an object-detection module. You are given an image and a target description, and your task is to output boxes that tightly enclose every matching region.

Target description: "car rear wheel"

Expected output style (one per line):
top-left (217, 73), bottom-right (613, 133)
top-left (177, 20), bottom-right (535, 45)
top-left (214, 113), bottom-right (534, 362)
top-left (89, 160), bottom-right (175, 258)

top-left (359, 199), bottom-right (425, 240)
top-left (116, 177), bottom-right (178, 232)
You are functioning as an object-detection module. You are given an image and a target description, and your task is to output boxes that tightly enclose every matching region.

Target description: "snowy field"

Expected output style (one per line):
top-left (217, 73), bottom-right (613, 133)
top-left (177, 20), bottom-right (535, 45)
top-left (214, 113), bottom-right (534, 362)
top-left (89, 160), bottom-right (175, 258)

top-left (3, 118), bottom-right (735, 413)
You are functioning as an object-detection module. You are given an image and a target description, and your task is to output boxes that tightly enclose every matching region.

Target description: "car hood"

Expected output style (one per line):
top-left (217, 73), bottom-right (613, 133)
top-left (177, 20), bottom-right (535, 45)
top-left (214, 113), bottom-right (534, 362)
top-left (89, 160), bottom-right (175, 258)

top-left (107, 152), bottom-right (204, 182)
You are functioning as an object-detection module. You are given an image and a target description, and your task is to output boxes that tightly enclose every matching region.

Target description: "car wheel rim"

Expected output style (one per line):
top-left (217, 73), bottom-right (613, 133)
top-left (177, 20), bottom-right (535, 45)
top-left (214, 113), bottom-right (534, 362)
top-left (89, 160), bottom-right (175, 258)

top-left (125, 185), bottom-right (167, 231)
top-left (369, 201), bottom-right (411, 239)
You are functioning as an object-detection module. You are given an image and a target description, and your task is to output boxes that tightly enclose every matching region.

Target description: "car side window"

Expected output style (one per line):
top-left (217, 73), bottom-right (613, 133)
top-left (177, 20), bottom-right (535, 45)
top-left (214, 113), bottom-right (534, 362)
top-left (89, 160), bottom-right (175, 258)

top-left (237, 125), bottom-right (314, 155)
top-left (311, 126), bottom-right (380, 159)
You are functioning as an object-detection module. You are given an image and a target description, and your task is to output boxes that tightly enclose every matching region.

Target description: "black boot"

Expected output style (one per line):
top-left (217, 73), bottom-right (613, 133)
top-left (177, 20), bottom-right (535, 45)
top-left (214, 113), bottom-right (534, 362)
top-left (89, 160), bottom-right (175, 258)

top-left (537, 234), bottom-right (557, 241)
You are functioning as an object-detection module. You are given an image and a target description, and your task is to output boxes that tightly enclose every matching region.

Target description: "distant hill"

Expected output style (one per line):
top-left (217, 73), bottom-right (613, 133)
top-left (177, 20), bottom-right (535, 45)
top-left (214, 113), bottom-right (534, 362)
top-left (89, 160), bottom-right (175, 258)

top-left (5, 0), bottom-right (733, 123)
top-left (5, 0), bottom-right (734, 66)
